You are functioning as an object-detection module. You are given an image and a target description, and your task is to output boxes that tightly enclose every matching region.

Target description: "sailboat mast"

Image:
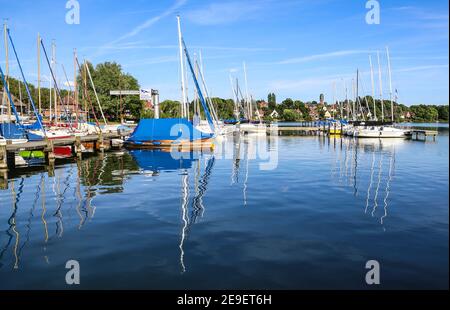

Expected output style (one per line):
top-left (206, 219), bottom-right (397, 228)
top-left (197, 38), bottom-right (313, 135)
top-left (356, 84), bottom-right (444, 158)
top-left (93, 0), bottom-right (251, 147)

top-left (3, 21), bottom-right (11, 120)
top-left (351, 78), bottom-right (356, 121)
top-left (177, 15), bottom-right (187, 119)
top-left (73, 48), bottom-right (78, 127)
top-left (193, 53), bottom-right (199, 116)
top-left (356, 69), bottom-right (359, 100)
top-left (85, 61), bottom-right (107, 126)
top-left (49, 72), bottom-right (52, 122)
top-left (52, 40), bottom-right (57, 125)
top-left (345, 82), bottom-right (349, 120)
top-left (386, 46), bottom-right (394, 123)
top-left (243, 62), bottom-right (251, 120)
top-left (332, 81), bottom-right (336, 119)
top-left (229, 74), bottom-right (238, 119)
top-left (197, 55), bottom-right (219, 126)
top-left (377, 51), bottom-right (384, 122)
top-left (37, 33), bottom-right (41, 115)
top-left (18, 80), bottom-right (23, 115)
top-left (340, 79), bottom-right (344, 118)
top-left (369, 55), bottom-right (376, 120)
top-left (184, 53), bottom-right (190, 120)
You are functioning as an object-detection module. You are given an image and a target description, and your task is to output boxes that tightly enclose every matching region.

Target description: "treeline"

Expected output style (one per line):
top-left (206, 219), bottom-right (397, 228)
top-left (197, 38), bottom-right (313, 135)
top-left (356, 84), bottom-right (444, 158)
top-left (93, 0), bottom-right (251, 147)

top-left (260, 95), bottom-right (449, 123)
top-left (0, 76), bottom-right (71, 110)
top-left (77, 62), bottom-right (141, 120)
top-left (1, 61), bottom-right (142, 122)
top-left (2, 64), bottom-right (448, 123)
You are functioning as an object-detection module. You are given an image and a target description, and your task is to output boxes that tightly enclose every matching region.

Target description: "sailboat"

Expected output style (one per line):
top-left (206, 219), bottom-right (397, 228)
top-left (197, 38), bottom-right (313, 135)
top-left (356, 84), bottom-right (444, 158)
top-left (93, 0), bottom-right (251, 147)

top-left (236, 62), bottom-right (266, 136)
top-left (354, 48), bottom-right (410, 138)
top-left (125, 16), bottom-right (215, 149)
top-left (1, 26), bottom-right (45, 144)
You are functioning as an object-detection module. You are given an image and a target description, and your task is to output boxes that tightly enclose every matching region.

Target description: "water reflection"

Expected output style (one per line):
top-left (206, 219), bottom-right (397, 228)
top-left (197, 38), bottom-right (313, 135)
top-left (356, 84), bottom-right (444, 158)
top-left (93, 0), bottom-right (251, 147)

top-left (0, 131), bottom-right (445, 286)
top-left (123, 149), bottom-right (217, 273)
top-left (329, 137), bottom-right (402, 229)
top-left (0, 152), bottom-right (140, 270)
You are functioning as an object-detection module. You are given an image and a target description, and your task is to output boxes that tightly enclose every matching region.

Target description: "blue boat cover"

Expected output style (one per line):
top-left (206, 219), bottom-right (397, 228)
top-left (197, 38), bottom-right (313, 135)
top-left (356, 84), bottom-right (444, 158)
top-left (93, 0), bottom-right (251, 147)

top-left (0, 123), bottom-right (42, 141)
top-left (127, 118), bottom-right (213, 144)
top-left (23, 115), bottom-right (44, 131)
top-left (130, 149), bottom-right (196, 172)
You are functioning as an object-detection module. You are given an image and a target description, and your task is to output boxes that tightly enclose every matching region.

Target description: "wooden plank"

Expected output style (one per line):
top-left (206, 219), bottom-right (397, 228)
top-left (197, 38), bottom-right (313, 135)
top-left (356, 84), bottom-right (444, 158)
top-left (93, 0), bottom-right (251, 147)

top-left (5, 133), bottom-right (121, 151)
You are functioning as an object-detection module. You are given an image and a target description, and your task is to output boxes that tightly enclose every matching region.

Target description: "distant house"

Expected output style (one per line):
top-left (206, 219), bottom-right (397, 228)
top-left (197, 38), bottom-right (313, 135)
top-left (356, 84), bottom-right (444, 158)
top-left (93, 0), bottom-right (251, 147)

top-left (308, 105), bottom-right (319, 120)
top-left (42, 96), bottom-right (79, 118)
top-left (258, 100), bottom-right (269, 109)
top-left (0, 91), bottom-right (28, 115)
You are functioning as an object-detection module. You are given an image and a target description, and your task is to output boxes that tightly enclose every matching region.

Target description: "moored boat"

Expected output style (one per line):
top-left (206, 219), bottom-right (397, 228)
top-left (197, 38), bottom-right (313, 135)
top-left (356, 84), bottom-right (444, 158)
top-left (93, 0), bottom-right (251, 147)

top-left (354, 126), bottom-right (410, 138)
top-left (124, 118), bottom-right (214, 149)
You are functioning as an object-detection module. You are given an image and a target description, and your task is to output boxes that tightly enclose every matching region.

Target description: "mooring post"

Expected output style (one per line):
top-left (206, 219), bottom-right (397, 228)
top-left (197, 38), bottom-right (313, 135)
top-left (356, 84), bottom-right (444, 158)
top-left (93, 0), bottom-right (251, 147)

top-left (0, 143), bottom-right (8, 188)
top-left (0, 169), bottom-right (7, 190)
top-left (0, 144), bottom-right (8, 171)
top-left (75, 136), bottom-right (82, 159)
top-left (44, 137), bottom-right (55, 165)
top-left (98, 132), bottom-right (105, 151)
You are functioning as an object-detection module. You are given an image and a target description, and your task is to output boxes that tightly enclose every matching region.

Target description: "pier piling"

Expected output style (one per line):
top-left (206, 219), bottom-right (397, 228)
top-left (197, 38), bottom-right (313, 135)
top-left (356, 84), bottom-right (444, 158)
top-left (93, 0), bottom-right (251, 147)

top-left (0, 144), bottom-right (7, 171)
top-left (74, 136), bottom-right (83, 159)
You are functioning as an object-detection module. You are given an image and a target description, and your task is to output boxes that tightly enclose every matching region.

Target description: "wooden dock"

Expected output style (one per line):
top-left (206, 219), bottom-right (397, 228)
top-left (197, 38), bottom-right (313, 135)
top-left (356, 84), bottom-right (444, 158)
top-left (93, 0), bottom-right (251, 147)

top-left (269, 126), bottom-right (323, 136)
top-left (410, 130), bottom-right (438, 141)
top-left (0, 133), bottom-right (121, 173)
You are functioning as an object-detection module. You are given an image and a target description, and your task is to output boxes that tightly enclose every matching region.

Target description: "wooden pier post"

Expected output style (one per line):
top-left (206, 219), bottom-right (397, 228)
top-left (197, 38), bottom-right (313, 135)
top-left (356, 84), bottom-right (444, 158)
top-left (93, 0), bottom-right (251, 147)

top-left (6, 151), bottom-right (15, 170)
top-left (0, 144), bottom-right (8, 189)
top-left (44, 138), bottom-right (55, 165)
top-left (74, 136), bottom-right (83, 159)
top-left (98, 132), bottom-right (105, 151)
top-left (0, 144), bottom-right (7, 171)
top-left (0, 169), bottom-right (7, 190)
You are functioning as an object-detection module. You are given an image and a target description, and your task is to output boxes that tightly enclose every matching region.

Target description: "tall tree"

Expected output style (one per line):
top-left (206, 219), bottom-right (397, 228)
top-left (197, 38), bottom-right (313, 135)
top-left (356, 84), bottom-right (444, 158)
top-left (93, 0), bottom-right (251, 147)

top-left (77, 61), bottom-right (141, 121)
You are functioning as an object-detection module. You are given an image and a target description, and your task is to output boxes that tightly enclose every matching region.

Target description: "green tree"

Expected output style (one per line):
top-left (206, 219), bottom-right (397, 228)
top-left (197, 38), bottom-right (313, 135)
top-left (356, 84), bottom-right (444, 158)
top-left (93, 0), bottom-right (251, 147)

top-left (268, 93), bottom-right (276, 110)
top-left (281, 98), bottom-right (294, 109)
top-left (282, 109), bottom-right (301, 122)
top-left (77, 61), bottom-right (141, 121)
top-left (437, 105), bottom-right (449, 121)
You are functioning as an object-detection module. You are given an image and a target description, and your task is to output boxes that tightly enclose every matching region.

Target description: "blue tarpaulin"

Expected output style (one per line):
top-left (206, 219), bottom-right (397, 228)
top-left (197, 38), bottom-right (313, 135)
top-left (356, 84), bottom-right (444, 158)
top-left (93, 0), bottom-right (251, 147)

top-left (130, 149), bottom-right (196, 172)
top-left (127, 118), bottom-right (213, 144)
top-left (0, 123), bottom-right (42, 141)
top-left (23, 115), bottom-right (44, 131)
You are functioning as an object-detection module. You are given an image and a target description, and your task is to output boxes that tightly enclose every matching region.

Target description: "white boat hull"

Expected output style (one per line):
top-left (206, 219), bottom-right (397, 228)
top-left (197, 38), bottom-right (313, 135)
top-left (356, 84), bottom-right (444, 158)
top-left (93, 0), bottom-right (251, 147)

top-left (239, 123), bottom-right (267, 136)
top-left (354, 126), bottom-right (409, 138)
top-left (0, 138), bottom-right (28, 145)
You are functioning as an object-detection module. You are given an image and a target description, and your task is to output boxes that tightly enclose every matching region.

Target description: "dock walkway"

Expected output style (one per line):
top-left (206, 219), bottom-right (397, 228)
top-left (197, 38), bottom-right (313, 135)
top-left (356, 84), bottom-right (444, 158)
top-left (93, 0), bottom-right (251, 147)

top-left (1, 133), bottom-right (121, 173)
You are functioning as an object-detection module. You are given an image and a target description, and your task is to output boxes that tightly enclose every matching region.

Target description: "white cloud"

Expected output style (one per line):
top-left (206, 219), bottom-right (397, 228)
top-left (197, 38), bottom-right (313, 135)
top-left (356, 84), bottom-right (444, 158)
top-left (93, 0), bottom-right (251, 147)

top-left (186, 1), bottom-right (263, 25)
top-left (277, 50), bottom-right (372, 65)
top-left (123, 56), bottom-right (179, 67)
top-left (116, 0), bottom-right (186, 42)
top-left (394, 64), bottom-right (449, 73)
top-left (93, 0), bottom-right (187, 58)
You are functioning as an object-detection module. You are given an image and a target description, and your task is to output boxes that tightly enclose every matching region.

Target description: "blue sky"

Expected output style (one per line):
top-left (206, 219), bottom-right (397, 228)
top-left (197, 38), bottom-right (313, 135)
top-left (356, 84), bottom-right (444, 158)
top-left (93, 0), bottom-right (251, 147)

top-left (1, 0), bottom-right (449, 105)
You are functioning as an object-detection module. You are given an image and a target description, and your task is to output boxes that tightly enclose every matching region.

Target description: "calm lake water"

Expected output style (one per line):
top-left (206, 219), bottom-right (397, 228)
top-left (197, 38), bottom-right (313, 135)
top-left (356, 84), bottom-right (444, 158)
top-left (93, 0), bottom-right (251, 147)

top-left (0, 124), bottom-right (448, 289)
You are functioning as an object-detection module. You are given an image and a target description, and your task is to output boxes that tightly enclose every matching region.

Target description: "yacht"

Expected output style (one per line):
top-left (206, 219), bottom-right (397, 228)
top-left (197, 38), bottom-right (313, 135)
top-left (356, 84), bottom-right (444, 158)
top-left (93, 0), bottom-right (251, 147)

top-left (354, 125), bottom-right (410, 138)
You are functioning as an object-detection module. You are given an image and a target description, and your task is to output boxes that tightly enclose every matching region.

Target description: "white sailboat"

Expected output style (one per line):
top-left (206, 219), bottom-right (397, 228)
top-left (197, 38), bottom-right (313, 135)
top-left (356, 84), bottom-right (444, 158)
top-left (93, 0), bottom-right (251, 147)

top-left (354, 48), bottom-right (409, 138)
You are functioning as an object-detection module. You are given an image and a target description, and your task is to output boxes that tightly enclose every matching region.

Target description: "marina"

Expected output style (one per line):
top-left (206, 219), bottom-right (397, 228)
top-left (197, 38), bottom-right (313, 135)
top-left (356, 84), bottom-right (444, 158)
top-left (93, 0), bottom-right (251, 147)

top-left (0, 0), bottom-right (448, 297)
top-left (0, 124), bottom-right (448, 289)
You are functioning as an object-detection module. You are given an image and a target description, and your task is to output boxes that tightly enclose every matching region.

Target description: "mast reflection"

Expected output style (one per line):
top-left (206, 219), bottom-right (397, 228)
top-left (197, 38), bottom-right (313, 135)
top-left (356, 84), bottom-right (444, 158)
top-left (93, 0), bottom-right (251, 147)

top-left (330, 137), bottom-right (402, 229)
top-left (0, 151), bottom-right (140, 270)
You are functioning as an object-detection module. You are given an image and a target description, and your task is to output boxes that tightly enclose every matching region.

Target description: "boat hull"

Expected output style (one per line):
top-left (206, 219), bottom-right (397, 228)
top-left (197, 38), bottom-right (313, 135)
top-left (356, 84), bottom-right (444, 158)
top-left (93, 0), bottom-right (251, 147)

top-left (354, 127), bottom-right (410, 138)
top-left (124, 138), bottom-right (214, 150)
